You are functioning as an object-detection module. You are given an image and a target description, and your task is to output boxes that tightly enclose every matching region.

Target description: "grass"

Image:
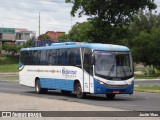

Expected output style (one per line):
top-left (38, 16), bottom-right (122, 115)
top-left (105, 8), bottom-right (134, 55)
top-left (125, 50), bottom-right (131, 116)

top-left (134, 74), bottom-right (158, 79)
top-left (134, 86), bottom-right (160, 93)
top-left (0, 64), bottom-right (18, 73)
top-left (135, 67), bottom-right (146, 72)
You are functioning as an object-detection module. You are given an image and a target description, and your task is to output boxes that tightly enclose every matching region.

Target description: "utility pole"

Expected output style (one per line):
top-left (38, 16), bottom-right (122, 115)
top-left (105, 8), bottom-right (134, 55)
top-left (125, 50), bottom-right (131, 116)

top-left (71, 15), bottom-right (72, 29)
top-left (39, 12), bottom-right (41, 37)
top-left (0, 41), bottom-right (2, 54)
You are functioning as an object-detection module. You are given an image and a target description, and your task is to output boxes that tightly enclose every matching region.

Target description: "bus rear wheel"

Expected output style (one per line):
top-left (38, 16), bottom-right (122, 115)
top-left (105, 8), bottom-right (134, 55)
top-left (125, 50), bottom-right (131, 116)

top-left (35, 80), bottom-right (47, 94)
top-left (76, 83), bottom-right (85, 99)
top-left (106, 94), bottom-right (115, 100)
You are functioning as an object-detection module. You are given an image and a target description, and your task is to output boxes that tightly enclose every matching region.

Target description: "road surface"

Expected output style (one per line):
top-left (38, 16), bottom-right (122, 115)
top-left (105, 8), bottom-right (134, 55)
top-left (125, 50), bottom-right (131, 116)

top-left (0, 81), bottom-right (160, 111)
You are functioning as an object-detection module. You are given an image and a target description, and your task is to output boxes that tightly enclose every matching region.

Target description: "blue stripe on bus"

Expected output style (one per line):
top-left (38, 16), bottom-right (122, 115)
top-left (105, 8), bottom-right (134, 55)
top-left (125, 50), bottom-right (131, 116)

top-left (21, 43), bottom-right (130, 52)
top-left (39, 78), bottom-right (74, 91)
top-left (94, 79), bottom-right (134, 94)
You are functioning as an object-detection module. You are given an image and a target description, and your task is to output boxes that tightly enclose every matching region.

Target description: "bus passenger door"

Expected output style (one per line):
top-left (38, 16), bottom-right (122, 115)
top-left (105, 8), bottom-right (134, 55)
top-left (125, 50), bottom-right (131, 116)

top-left (82, 48), bottom-right (93, 93)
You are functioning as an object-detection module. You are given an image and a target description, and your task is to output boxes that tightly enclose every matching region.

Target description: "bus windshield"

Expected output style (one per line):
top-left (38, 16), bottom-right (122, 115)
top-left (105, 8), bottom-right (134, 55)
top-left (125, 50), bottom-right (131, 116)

top-left (94, 51), bottom-right (133, 80)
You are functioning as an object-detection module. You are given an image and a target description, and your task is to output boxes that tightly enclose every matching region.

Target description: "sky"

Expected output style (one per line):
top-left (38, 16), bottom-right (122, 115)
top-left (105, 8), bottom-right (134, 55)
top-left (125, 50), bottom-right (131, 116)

top-left (0, 0), bottom-right (88, 36)
top-left (0, 0), bottom-right (160, 36)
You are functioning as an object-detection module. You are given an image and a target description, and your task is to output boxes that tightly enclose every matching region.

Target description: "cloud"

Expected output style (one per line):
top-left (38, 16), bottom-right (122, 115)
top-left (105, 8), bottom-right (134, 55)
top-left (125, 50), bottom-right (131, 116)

top-left (0, 0), bottom-right (88, 36)
top-left (2, 0), bottom-right (158, 36)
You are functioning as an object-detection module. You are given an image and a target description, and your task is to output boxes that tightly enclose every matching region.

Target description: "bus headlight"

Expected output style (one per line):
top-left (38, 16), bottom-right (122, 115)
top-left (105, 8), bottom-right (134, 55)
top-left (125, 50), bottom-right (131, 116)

top-left (97, 80), bottom-right (105, 85)
top-left (128, 81), bottom-right (132, 85)
top-left (128, 80), bottom-right (133, 85)
top-left (99, 81), bottom-right (104, 85)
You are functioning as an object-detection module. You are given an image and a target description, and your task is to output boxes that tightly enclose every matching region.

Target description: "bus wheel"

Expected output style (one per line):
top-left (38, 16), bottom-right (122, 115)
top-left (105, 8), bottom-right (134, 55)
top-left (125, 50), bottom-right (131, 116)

top-left (106, 94), bottom-right (115, 100)
top-left (76, 83), bottom-right (85, 99)
top-left (35, 80), bottom-right (47, 94)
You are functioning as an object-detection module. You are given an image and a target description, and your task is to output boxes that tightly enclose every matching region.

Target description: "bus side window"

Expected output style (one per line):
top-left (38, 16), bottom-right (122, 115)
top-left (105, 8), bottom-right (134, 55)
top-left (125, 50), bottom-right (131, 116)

top-left (76, 49), bottom-right (81, 66)
top-left (69, 50), bottom-right (76, 66)
top-left (40, 50), bottom-right (47, 65)
top-left (49, 50), bottom-right (52, 65)
top-left (59, 49), bottom-right (68, 65)
top-left (51, 50), bottom-right (58, 65)
top-left (68, 48), bottom-right (81, 67)
top-left (46, 50), bottom-right (51, 65)
top-left (32, 50), bottom-right (38, 65)
top-left (37, 51), bottom-right (41, 65)
top-left (20, 51), bottom-right (26, 65)
top-left (25, 51), bottom-right (31, 65)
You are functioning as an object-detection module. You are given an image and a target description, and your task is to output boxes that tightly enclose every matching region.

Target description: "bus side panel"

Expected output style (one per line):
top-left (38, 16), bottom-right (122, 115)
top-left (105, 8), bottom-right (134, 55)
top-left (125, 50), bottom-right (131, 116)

top-left (40, 78), bottom-right (74, 91)
top-left (19, 65), bottom-right (84, 91)
top-left (19, 65), bottom-right (36, 87)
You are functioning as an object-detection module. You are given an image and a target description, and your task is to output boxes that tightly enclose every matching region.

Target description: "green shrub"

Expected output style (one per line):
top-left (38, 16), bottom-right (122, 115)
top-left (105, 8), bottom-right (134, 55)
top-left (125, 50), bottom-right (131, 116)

top-left (143, 68), bottom-right (160, 77)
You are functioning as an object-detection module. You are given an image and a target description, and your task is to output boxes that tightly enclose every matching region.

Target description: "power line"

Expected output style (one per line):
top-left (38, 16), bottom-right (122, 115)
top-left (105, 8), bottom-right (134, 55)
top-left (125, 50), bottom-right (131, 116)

top-left (0, 17), bottom-right (37, 22)
top-left (0, 16), bottom-right (72, 24)
top-left (0, 17), bottom-right (71, 27)
top-left (2, 0), bottom-right (72, 7)
top-left (0, 0), bottom-right (72, 13)
top-left (0, 19), bottom-right (71, 28)
top-left (0, 5), bottom-right (70, 13)
top-left (6, 0), bottom-right (70, 4)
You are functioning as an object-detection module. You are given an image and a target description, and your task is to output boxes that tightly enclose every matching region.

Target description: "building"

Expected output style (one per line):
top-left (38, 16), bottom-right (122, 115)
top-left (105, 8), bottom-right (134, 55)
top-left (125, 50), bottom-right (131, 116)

top-left (0, 27), bottom-right (36, 45)
top-left (0, 28), bottom-right (15, 42)
top-left (0, 28), bottom-right (15, 53)
top-left (45, 31), bottom-right (65, 39)
top-left (15, 28), bottom-right (36, 45)
top-left (0, 27), bottom-right (36, 54)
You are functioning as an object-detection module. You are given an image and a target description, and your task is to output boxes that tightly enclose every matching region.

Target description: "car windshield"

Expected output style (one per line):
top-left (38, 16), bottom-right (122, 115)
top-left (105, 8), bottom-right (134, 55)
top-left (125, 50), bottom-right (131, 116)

top-left (94, 51), bottom-right (133, 80)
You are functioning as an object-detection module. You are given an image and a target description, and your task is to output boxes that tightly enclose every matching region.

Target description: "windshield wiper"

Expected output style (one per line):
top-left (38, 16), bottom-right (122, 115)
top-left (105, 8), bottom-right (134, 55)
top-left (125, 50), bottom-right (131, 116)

top-left (107, 64), bottom-right (115, 77)
top-left (120, 66), bottom-right (127, 77)
top-left (107, 54), bottom-right (116, 77)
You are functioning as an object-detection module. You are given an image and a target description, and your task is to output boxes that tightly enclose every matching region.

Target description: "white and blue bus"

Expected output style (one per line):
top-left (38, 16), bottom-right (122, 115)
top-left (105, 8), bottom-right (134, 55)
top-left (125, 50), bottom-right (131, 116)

top-left (19, 42), bottom-right (134, 99)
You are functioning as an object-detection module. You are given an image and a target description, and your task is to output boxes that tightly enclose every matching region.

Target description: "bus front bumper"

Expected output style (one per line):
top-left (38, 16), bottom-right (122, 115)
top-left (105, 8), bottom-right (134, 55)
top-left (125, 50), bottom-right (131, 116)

top-left (94, 79), bottom-right (134, 95)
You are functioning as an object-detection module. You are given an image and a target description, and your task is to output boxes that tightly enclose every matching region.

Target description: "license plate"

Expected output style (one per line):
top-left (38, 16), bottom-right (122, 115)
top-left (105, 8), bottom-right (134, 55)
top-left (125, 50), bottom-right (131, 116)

top-left (112, 91), bottom-right (120, 93)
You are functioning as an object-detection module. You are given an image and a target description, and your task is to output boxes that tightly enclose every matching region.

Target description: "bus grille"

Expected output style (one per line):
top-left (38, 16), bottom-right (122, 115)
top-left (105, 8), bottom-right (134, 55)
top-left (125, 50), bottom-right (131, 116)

top-left (105, 84), bottom-right (128, 88)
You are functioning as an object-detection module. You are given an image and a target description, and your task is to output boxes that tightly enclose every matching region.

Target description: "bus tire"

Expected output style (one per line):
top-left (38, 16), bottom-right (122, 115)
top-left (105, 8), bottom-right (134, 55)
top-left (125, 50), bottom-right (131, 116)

top-left (35, 80), bottom-right (47, 94)
top-left (106, 94), bottom-right (115, 100)
top-left (76, 82), bottom-right (85, 99)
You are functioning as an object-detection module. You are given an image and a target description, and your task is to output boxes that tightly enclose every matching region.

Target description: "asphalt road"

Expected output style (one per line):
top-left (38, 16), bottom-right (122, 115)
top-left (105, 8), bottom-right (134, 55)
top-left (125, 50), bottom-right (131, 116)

top-left (0, 81), bottom-right (160, 111)
top-left (135, 80), bottom-right (160, 86)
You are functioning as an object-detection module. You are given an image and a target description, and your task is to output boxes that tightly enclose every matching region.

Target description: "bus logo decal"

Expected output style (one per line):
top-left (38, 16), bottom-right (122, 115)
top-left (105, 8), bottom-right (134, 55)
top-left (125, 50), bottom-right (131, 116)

top-left (62, 67), bottom-right (77, 77)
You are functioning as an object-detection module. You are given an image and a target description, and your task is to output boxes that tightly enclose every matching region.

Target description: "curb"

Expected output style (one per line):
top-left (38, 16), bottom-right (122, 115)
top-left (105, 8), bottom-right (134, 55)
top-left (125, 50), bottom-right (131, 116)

top-left (135, 79), bottom-right (160, 81)
top-left (0, 73), bottom-right (18, 75)
top-left (0, 80), bottom-right (18, 82)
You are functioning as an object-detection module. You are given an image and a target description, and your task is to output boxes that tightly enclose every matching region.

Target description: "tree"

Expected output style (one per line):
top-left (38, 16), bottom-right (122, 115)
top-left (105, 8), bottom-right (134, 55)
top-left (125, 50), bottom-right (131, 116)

top-left (2, 44), bottom-right (21, 54)
top-left (66, 0), bottom-right (156, 43)
top-left (129, 11), bottom-right (160, 36)
top-left (38, 34), bottom-right (50, 40)
top-left (22, 39), bottom-right (35, 48)
top-left (125, 11), bottom-right (160, 67)
top-left (131, 32), bottom-right (152, 66)
top-left (149, 29), bottom-right (160, 68)
top-left (57, 33), bottom-right (69, 40)
top-left (132, 28), bottom-right (160, 68)
top-left (69, 22), bottom-right (93, 42)
top-left (120, 11), bottom-right (160, 48)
